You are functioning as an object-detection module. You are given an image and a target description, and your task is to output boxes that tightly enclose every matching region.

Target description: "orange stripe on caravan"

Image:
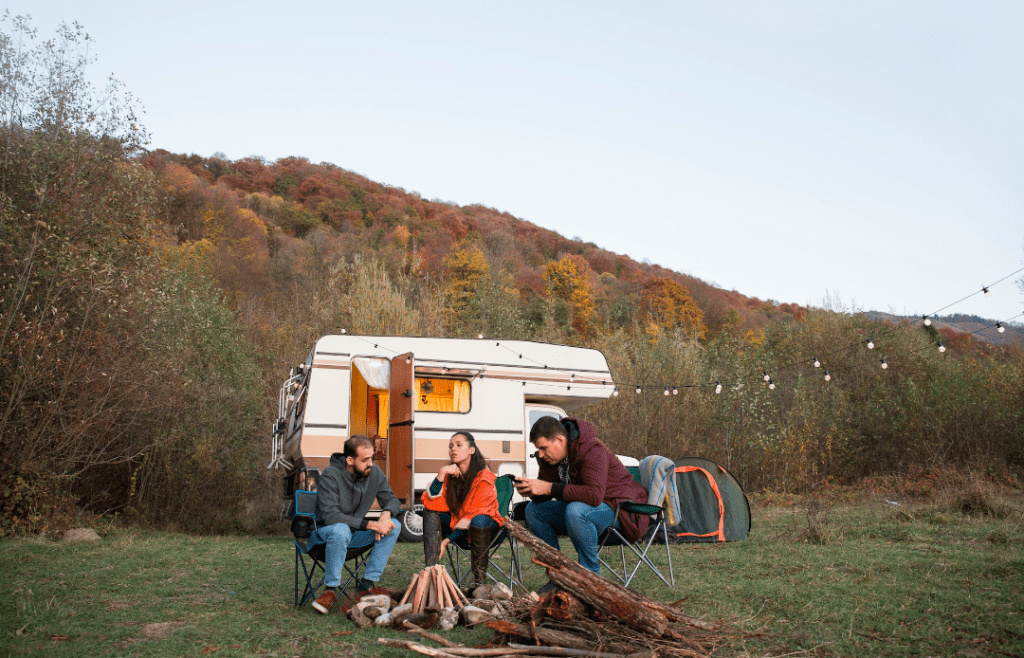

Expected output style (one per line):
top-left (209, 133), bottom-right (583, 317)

top-left (301, 434), bottom-right (346, 458)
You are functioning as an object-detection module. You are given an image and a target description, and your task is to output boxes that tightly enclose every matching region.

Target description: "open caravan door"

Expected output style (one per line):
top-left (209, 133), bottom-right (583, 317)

top-left (389, 352), bottom-right (420, 541)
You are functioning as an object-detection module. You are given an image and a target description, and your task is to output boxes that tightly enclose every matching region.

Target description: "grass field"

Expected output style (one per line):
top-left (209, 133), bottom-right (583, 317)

top-left (3, 490), bottom-right (1023, 658)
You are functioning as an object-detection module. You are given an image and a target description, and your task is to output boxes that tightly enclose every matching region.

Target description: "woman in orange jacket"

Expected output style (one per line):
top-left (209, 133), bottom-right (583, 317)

top-left (421, 431), bottom-right (503, 586)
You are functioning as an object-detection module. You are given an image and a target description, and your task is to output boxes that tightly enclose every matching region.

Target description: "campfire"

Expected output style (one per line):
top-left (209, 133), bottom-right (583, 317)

top-left (349, 521), bottom-right (723, 658)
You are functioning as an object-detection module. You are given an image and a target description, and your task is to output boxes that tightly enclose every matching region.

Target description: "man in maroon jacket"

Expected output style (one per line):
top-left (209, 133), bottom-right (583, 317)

top-left (514, 416), bottom-right (649, 589)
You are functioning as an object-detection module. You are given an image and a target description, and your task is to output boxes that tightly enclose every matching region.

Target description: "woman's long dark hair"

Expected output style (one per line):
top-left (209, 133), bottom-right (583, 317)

top-left (445, 431), bottom-right (489, 516)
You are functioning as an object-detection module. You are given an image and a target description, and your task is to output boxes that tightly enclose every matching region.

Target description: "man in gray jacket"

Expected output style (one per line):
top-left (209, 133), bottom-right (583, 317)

top-left (311, 435), bottom-right (402, 614)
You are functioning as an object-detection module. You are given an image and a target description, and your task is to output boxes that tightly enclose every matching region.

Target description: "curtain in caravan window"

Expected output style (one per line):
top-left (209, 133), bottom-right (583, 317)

top-left (416, 378), bottom-right (470, 412)
top-left (353, 357), bottom-right (390, 390)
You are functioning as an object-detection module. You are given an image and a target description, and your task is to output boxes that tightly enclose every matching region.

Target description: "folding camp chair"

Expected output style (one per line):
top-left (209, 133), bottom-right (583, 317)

top-left (290, 490), bottom-right (374, 607)
top-left (445, 474), bottom-right (524, 591)
top-left (596, 465), bottom-right (675, 587)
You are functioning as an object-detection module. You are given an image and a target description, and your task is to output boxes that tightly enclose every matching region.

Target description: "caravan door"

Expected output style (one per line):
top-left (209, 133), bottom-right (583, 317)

top-left (388, 352), bottom-right (414, 504)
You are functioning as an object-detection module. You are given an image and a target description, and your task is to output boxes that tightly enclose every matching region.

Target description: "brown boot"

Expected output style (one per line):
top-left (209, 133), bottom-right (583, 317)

top-left (422, 510), bottom-right (441, 567)
top-left (468, 525), bottom-right (492, 587)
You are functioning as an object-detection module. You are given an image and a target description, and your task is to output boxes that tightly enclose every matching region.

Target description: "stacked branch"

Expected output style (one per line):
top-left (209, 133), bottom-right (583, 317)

top-left (399, 565), bottom-right (469, 614)
top-left (504, 520), bottom-right (717, 635)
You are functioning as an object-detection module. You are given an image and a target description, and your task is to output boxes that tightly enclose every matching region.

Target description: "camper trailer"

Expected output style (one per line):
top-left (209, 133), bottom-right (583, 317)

top-left (268, 335), bottom-right (616, 541)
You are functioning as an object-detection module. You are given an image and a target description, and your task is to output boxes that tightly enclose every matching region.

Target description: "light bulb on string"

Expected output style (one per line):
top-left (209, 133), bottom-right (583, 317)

top-left (478, 334), bottom-right (483, 339)
top-left (824, 370), bottom-right (831, 382)
top-left (867, 338), bottom-right (875, 350)
top-left (938, 342), bottom-right (946, 353)
top-left (923, 316), bottom-right (931, 326)
top-left (880, 358), bottom-right (888, 370)
top-left (612, 387), bottom-right (619, 397)
top-left (813, 357), bottom-right (820, 368)
top-left (672, 386), bottom-right (679, 395)
top-left (768, 379), bottom-right (776, 390)
top-left (340, 328), bottom-right (346, 334)
top-left (983, 287), bottom-right (991, 297)
top-left (635, 385), bottom-right (642, 395)
top-left (715, 381), bottom-right (723, 394)
top-left (763, 370), bottom-right (770, 382)
top-left (997, 322), bottom-right (1005, 333)
top-left (663, 387), bottom-right (670, 396)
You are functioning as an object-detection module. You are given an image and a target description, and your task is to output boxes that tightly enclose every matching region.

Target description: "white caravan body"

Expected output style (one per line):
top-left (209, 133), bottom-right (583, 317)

top-left (269, 335), bottom-right (615, 538)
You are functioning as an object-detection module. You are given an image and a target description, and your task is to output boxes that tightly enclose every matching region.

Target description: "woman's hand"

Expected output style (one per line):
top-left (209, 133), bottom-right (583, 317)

top-left (438, 537), bottom-right (450, 559)
top-left (438, 464), bottom-right (462, 479)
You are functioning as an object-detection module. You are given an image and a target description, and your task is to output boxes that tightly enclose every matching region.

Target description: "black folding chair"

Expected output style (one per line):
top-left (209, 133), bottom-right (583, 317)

top-left (596, 466), bottom-right (675, 587)
top-left (291, 490), bottom-right (373, 606)
top-left (445, 475), bottom-right (524, 591)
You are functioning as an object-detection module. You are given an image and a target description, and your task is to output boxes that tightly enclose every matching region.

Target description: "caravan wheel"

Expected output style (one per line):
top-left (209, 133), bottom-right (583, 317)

top-left (397, 509), bottom-right (423, 543)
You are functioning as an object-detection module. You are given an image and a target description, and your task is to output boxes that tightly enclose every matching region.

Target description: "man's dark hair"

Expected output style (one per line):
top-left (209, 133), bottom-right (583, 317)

top-left (529, 416), bottom-right (567, 444)
top-left (344, 435), bottom-right (374, 459)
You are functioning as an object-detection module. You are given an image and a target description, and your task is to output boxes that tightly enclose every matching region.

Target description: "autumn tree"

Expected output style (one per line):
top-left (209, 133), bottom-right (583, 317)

top-left (641, 277), bottom-right (707, 340)
top-left (543, 254), bottom-right (596, 338)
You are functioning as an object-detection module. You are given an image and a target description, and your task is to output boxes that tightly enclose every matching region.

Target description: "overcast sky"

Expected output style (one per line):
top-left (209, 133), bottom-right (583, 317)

top-left (10, 1), bottom-right (1024, 323)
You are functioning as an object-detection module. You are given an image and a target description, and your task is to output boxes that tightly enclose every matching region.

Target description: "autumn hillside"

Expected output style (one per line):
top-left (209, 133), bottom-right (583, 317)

top-left (142, 149), bottom-right (806, 343)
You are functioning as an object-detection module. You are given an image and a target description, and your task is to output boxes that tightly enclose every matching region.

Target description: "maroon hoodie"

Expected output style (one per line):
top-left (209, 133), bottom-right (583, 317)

top-left (535, 417), bottom-right (650, 542)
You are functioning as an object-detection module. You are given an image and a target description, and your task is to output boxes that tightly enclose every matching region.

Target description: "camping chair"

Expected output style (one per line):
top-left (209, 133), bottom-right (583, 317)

top-left (596, 464), bottom-right (675, 587)
top-left (290, 490), bottom-right (374, 607)
top-left (445, 474), bottom-right (524, 591)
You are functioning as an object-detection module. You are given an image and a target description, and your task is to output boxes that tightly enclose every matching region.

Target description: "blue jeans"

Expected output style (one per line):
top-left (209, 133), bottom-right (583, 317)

top-left (310, 518), bottom-right (401, 587)
top-left (525, 499), bottom-right (616, 573)
top-left (439, 513), bottom-right (498, 533)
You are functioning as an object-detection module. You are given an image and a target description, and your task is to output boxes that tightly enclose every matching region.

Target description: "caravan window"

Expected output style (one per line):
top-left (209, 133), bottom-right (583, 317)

top-left (415, 378), bottom-right (470, 413)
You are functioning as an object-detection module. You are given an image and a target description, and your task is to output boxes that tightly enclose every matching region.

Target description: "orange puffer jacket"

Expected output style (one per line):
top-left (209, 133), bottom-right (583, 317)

top-left (420, 468), bottom-right (504, 528)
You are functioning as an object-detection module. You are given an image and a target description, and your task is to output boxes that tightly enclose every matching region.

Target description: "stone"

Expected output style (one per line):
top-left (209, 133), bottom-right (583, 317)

top-left (437, 607), bottom-right (459, 631)
top-left (389, 603), bottom-right (414, 625)
top-left (471, 584), bottom-right (492, 599)
top-left (357, 594), bottom-right (391, 612)
top-left (460, 605), bottom-right (492, 626)
top-left (349, 607), bottom-right (372, 628)
top-left (490, 583), bottom-right (513, 601)
top-left (374, 612), bottom-right (394, 627)
top-left (363, 606), bottom-right (383, 620)
top-left (63, 528), bottom-right (100, 542)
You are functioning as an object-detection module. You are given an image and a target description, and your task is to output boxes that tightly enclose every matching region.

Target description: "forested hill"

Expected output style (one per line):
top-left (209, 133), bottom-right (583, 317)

top-left (141, 150), bottom-right (810, 342)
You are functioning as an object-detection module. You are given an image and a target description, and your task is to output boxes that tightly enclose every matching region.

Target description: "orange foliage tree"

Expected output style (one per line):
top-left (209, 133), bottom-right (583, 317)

top-left (544, 255), bottom-right (596, 337)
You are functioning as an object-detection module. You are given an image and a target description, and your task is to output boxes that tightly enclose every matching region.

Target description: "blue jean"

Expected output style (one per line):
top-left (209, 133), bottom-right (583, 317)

top-left (439, 513), bottom-right (498, 532)
top-left (310, 518), bottom-right (401, 587)
top-left (525, 499), bottom-right (616, 573)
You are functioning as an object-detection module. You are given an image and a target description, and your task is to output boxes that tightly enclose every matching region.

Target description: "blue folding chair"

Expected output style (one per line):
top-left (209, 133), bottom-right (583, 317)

top-left (290, 490), bottom-right (373, 606)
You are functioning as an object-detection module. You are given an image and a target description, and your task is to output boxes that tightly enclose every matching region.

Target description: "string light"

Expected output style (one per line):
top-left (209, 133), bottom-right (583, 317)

top-left (813, 357), bottom-right (820, 368)
top-left (672, 386), bottom-right (679, 395)
top-left (866, 338), bottom-right (875, 350)
top-left (663, 387), bottom-right (670, 396)
top-left (997, 322), bottom-right (1005, 333)
top-left (938, 342), bottom-right (946, 353)
top-left (635, 385), bottom-right (642, 395)
top-left (715, 381), bottom-right (723, 394)
top-left (768, 379), bottom-right (776, 390)
top-left (880, 358), bottom-right (888, 370)
top-left (923, 316), bottom-right (931, 326)
top-left (763, 370), bottom-right (771, 382)
top-left (612, 387), bottom-right (619, 397)
top-left (478, 334), bottom-right (483, 339)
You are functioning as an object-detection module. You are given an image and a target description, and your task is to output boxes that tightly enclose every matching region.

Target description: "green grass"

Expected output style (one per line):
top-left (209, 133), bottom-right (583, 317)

top-left (2, 494), bottom-right (1023, 657)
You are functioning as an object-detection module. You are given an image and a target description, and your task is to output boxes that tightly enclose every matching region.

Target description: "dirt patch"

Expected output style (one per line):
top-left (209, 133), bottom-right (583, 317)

top-left (141, 622), bottom-right (185, 639)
